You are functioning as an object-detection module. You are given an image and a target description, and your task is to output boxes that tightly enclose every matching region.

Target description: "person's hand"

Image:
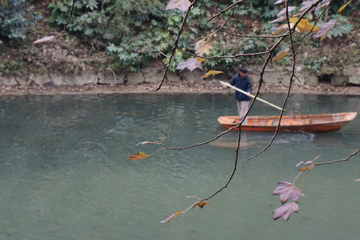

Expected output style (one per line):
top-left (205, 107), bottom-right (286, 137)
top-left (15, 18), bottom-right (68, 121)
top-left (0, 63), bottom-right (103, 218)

top-left (247, 92), bottom-right (251, 97)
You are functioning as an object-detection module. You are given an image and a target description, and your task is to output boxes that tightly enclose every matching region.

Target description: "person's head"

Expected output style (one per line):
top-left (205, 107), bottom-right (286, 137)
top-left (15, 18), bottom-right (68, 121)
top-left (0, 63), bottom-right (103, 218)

top-left (239, 66), bottom-right (248, 78)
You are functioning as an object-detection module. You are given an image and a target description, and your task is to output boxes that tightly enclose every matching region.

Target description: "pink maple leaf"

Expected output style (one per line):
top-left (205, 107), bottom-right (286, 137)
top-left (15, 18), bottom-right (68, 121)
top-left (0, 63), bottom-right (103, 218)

top-left (272, 181), bottom-right (304, 204)
top-left (273, 202), bottom-right (299, 221)
top-left (176, 58), bottom-right (203, 72)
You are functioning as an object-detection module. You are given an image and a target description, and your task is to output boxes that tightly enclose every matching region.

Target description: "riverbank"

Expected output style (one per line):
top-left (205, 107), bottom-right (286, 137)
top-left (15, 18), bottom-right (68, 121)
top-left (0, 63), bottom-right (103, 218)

top-left (1, 81), bottom-right (360, 96)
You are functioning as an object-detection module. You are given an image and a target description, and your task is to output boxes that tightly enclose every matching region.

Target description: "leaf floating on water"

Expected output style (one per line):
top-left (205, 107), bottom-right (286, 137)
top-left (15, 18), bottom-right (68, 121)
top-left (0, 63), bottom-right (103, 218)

top-left (193, 201), bottom-right (210, 209)
top-left (126, 152), bottom-right (149, 161)
top-left (272, 181), bottom-right (304, 204)
top-left (33, 35), bottom-right (56, 44)
top-left (273, 202), bottom-right (299, 221)
top-left (160, 211), bottom-right (183, 223)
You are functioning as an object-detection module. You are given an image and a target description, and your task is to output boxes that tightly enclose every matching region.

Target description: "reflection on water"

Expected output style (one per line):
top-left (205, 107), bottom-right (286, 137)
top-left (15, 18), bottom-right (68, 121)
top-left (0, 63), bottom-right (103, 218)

top-left (0, 93), bottom-right (360, 240)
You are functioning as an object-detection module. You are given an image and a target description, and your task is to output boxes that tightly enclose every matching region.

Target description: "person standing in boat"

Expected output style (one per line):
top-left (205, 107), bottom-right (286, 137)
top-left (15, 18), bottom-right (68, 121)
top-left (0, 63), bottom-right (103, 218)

top-left (229, 65), bottom-right (253, 123)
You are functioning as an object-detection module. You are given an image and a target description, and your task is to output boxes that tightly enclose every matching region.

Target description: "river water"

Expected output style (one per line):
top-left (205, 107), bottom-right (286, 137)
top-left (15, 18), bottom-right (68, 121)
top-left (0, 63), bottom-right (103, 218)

top-left (0, 93), bottom-right (359, 240)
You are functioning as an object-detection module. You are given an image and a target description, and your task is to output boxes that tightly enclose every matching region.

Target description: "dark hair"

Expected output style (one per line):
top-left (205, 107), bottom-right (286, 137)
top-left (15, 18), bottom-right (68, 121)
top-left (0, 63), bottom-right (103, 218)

top-left (239, 66), bottom-right (248, 73)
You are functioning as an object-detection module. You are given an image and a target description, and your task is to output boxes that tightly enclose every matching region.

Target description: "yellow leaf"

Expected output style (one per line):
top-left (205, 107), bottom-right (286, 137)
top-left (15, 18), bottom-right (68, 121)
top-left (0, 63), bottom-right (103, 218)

top-left (193, 201), bottom-right (210, 208)
top-left (126, 152), bottom-right (149, 161)
top-left (196, 57), bottom-right (205, 63)
top-left (272, 27), bottom-right (286, 36)
top-left (295, 19), bottom-right (320, 33)
top-left (273, 48), bottom-right (289, 62)
top-left (289, 17), bottom-right (298, 27)
top-left (337, 0), bottom-right (352, 14)
top-left (297, 166), bottom-right (310, 171)
top-left (160, 211), bottom-right (183, 223)
top-left (201, 70), bottom-right (224, 79)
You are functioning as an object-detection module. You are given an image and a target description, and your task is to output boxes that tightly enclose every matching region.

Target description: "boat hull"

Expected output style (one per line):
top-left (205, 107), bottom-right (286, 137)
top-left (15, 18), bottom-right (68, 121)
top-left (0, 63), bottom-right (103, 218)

top-left (217, 112), bottom-right (357, 133)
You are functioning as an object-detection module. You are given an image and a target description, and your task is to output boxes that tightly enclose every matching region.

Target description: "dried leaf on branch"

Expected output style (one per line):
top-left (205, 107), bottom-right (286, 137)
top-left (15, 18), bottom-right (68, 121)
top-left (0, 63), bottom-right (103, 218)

top-left (290, 18), bottom-right (320, 33)
top-left (273, 202), bottom-right (299, 221)
top-left (313, 20), bottom-right (336, 41)
top-left (201, 70), bottom-right (224, 79)
top-left (165, 0), bottom-right (190, 12)
top-left (272, 181), bottom-right (305, 204)
top-left (195, 39), bottom-right (212, 57)
top-left (126, 152), bottom-right (149, 161)
top-left (176, 58), bottom-right (203, 72)
top-left (193, 201), bottom-right (210, 209)
top-left (273, 48), bottom-right (289, 62)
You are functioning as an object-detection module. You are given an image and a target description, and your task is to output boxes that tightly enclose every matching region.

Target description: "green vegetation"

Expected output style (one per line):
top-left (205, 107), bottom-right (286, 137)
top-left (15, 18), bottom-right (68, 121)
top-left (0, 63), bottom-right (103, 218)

top-left (0, 0), bottom-right (359, 75)
top-left (0, 0), bottom-right (42, 39)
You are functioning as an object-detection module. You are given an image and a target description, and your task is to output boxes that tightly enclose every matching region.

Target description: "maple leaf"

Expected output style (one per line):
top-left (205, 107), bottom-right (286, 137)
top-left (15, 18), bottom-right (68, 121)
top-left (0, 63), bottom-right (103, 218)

top-left (33, 36), bottom-right (56, 44)
top-left (273, 48), bottom-right (289, 62)
top-left (165, 0), bottom-right (190, 12)
top-left (193, 201), bottom-right (210, 209)
top-left (201, 70), bottom-right (223, 79)
top-left (272, 181), bottom-right (305, 204)
top-left (195, 39), bottom-right (212, 57)
top-left (272, 202), bottom-right (299, 221)
top-left (126, 152), bottom-right (149, 161)
top-left (176, 58), bottom-right (203, 72)
top-left (313, 20), bottom-right (336, 41)
top-left (160, 211), bottom-right (183, 223)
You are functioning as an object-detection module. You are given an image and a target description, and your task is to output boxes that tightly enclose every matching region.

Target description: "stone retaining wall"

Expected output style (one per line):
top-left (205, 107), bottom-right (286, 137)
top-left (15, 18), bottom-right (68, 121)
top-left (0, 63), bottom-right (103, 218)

top-left (0, 67), bottom-right (359, 86)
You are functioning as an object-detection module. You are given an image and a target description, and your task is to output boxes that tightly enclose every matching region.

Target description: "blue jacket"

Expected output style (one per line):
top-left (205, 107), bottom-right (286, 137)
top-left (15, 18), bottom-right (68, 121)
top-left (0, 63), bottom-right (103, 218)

top-left (229, 73), bottom-right (252, 101)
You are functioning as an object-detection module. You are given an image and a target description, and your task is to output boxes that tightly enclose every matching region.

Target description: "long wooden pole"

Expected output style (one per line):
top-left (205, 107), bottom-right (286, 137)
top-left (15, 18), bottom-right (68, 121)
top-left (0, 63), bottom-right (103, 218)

top-left (219, 81), bottom-right (284, 111)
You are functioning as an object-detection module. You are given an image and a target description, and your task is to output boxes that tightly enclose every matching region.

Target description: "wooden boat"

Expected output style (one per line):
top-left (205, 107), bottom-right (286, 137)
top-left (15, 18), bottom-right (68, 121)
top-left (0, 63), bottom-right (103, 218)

top-left (217, 112), bottom-right (357, 133)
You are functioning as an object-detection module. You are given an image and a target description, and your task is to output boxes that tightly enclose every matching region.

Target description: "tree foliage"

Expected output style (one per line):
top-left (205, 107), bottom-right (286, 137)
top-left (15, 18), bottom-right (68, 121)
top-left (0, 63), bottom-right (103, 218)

top-left (0, 0), bottom-right (42, 40)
